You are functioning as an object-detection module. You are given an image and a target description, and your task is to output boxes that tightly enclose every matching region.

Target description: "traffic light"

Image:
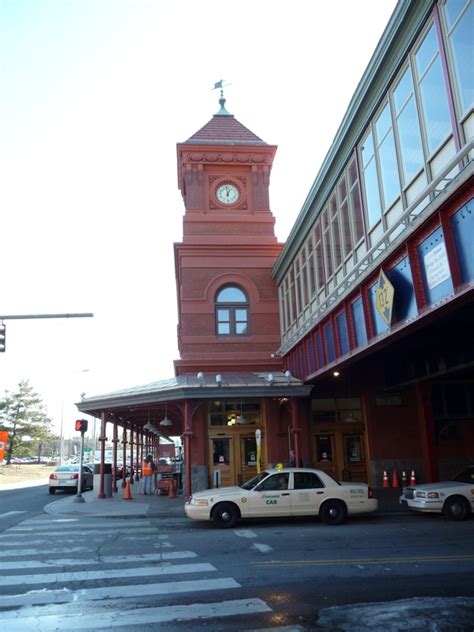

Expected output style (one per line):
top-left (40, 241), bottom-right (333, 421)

top-left (0, 323), bottom-right (5, 352)
top-left (75, 419), bottom-right (88, 433)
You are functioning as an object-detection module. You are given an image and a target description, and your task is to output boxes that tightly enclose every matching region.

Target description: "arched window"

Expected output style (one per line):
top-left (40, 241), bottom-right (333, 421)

top-left (216, 286), bottom-right (249, 335)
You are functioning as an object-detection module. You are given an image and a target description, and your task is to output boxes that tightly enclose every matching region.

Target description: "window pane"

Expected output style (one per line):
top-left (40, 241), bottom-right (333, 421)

top-left (418, 57), bottom-right (452, 154)
top-left (235, 309), bottom-right (247, 321)
top-left (393, 68), bottom-right (413, 113)
top-left (340, 200), bottom-right (351, 256)
top-left (218, 323), bottom-right (230, 334)
top-left (396, 97), bottom-right (424, 184)
top-left (375, 103), bottom-right (392, 141)
top-left (415, 24), bottom-right (438, 77)
top-left (363, 158), bottom-right (382, 227)
top-left (217, 309), bottom-right (229, 322)
top-left (217, 287), bottom-right (247, 302)
top-left (235, 323), bottom-right (248, 335)
top-left (444, 0), bottom-right (468, 29)
top-left (378, 130), bottom-right (400, 208)
top-left (350, 184), bottom-right (364, 242)
top-left (361, 132), bottom-right (374, 167)
top-left (447, 1), bottom-right (474, 113)
top-left (415, 26), bottom-right (452, 155)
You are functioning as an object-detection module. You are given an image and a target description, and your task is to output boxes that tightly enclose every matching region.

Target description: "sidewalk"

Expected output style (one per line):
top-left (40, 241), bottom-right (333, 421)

top-left (43, 484), bottom-right (408, 519)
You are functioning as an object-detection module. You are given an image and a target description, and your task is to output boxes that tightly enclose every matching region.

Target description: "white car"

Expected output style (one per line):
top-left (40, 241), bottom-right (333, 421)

top-left (399, 466), bottom-right (474, 520)
top-left (185, 467), bottom-right (378, 528)
top-left (48, 465), bottom-right (94, 494)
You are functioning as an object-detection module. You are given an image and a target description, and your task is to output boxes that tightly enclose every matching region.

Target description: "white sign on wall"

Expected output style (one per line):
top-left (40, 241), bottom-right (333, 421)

top-left (424, 241), bottom-right (451, 290)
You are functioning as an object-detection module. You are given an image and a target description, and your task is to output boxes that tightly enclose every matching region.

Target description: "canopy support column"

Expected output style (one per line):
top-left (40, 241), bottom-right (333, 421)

top-left (183, 399), bottom-right (193, 501)
top-left (98, 411), bottom-right (107, 499)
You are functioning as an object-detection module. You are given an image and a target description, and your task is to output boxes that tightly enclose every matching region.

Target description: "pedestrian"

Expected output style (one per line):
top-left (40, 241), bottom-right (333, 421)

top-left (288, 449), bottom-right (296, 467)
top-left (141, 454), bottom-right (155, 495)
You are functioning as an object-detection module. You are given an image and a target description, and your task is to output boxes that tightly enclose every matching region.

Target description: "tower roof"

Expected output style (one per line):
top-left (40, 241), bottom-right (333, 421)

top-left (185, 97), bottom-right (267, 146)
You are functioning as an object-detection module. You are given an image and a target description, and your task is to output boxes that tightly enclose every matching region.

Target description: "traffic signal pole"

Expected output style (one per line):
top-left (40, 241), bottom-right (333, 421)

top-left (74, 429), bottom-right (86, 504)
top-left (74, 419), bottom-right (88, 504)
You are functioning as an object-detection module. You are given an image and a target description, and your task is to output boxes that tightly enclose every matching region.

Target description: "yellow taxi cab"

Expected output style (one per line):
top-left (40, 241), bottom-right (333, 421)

top-left (185, 467), bottom-right (377, 528)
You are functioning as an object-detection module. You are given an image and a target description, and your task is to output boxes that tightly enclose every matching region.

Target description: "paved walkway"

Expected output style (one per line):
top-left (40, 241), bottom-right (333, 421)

top-left (43, 485), bottom-right (408, 519)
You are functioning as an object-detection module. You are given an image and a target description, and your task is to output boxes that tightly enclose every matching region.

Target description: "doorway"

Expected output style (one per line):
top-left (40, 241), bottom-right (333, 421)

top-left (210, 437), bottom-right (234, 488)
top-left (313, 430), bottom-right (368, 482)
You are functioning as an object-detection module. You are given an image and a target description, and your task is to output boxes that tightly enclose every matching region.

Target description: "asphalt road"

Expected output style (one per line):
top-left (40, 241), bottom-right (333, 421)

top-left (0, 482), bottom-right (57, 531)
top-left (0, 487), bottom-right (473, 631)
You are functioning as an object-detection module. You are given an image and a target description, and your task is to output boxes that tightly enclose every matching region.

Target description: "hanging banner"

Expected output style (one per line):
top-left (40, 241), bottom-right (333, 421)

top-left (375, 268), bottom-right (395, 326)
top-left (0, 431), bottom-right (9, 462)
top-left (255, 429), bottom-right (261, 474)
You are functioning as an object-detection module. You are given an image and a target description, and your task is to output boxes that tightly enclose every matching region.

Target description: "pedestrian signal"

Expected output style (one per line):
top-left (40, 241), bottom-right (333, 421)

top-left (75, 419), bottom-right (88, 433)
top-left (0, 323), bottom-right (5, 352)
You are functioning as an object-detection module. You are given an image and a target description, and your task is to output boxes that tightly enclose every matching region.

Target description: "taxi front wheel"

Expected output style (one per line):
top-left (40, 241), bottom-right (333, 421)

top-left (320, 500), bottom-right (346, 525)
top-left (212, 502), bottom-right (239, 528)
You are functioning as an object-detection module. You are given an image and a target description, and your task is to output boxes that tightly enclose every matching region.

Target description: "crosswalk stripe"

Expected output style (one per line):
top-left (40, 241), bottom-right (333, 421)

top-left (0, 511), bottom-right (27, 519)
top-left (0, 598), bottom-right (271, 630)
top-left (1, 550), bottom-right (197, 570)
top-left (0, 547), bottom-right (88, 558)
top-left (10, 519), bottom-right (153, 529)
top-left (0, 527), bottom-right (157, 538)
top-left (0, 562), bottom-right (216, 587)
top-left (0, 577), bottom-right (241, 607)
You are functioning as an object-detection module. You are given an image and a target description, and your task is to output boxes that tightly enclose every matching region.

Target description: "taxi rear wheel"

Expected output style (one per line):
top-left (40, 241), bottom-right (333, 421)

top-left (320, 500), bottom-right (346, 525)
top-left (212, 502), bottom-right (239, 528)
top-left (443, 496), bottom-right (470, 521)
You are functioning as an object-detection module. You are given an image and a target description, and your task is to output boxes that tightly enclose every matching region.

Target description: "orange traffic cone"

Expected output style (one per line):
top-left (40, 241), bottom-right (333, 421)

top-left (391, 469), bottom-right (399, 488)
top-left (410, 469), bottom-right (416, 486)
top-left (402, 471), bottom-right (407, 486)
top-left (168, 479), bottom-right (176, 498)
top-left (383, 470), bottom-right (389, 488)
top-left (123, 479), bottom-right (133, 500)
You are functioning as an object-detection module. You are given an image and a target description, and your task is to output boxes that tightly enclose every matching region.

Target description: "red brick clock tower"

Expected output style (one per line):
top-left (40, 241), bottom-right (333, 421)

top-left (174, 96), bottom-right (283, 375)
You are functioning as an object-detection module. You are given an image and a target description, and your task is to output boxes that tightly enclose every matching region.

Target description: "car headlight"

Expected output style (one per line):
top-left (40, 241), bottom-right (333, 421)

top-left (415, 491), bottom-right (440, 499)
top-left (190, 497), bottom-right (209, 506)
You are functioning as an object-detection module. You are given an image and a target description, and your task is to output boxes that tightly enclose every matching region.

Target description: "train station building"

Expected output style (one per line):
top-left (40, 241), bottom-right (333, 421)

top-left (78, 0), bottom-right (473, 498)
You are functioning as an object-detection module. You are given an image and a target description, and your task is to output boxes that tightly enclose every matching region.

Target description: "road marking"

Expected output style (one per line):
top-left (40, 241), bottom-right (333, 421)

top-left (0, 511), bottom-right (27, 519)
top-left (0, 562), bottom-right (217, 586)
top-left (0, 547), bottom-right (88, 558)
top-left (0, 551), bottom-right (197, 570)
top-left (10, 519), bottom-right (153, 529)
top-left (0, 598), bottom-right (271, 630)
top-left (233, 529), bottom-right (257, 538)
top-left (253, 543), bottom-right (273, 553)
top-left (0, 527), bottom-right (158, 538)
top-left (0, 577), bottom-right (241, 607)
top-left (257, 554), bottom-right (474, 567)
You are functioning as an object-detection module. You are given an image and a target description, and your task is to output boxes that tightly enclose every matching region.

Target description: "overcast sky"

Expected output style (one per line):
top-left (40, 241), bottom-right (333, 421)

top-left (0, 0), bottom-right (398, 435)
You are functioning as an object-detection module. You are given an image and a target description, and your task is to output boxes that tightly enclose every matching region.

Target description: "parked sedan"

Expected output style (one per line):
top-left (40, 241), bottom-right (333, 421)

top-left (399, 466), bottom-right (474, 520)
top-left (49, 465), bottom-right (94, 494)
top-left (185, 467), bottom-right (377, 528)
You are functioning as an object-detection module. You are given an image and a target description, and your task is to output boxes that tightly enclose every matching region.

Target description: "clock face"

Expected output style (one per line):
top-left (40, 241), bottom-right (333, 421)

top-left (216, 183), bottom-right (240, 205)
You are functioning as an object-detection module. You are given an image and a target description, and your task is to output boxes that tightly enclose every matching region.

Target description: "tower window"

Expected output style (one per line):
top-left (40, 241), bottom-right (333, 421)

top-left (216, 286), bottom-right (249, 335)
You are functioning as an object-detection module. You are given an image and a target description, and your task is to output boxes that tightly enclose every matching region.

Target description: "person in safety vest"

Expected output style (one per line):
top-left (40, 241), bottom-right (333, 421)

top-left (141, 454), bottom-right (155, 495)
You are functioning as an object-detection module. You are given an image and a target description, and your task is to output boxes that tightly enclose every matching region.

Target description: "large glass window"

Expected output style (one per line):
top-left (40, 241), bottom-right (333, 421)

top-left (375, 103), bottom-right (400, 209)
top-left (209, 400), bottom-right (261, 426)
top-left (415, 24), bottom-right (452, 155)
top-left (443, 0), bottom-right (474, 115)
top-left (361, 130), bottom-right (382, 227)
top-left (393, 67), bottom-right (425, 185)
top-left (216, 286), bottom-right (249, 335)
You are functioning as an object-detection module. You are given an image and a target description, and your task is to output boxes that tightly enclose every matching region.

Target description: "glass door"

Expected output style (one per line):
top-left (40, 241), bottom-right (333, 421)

top-left (240, 436), bottom-right (258, 485)
top-left (342, 433), bottom-right (366, 482)
top-left (315, 434), bottom-right (337, 477)
top-left (210, 437), bottom-right (234, 488)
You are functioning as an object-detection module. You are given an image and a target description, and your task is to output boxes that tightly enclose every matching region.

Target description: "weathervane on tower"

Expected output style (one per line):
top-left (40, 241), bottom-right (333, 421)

top-left (212, 79), bottom-right (232, 116)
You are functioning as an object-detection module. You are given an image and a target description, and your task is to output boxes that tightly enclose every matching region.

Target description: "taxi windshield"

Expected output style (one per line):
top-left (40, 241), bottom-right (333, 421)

top-left (241, 471), bottom-right (270, 490)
